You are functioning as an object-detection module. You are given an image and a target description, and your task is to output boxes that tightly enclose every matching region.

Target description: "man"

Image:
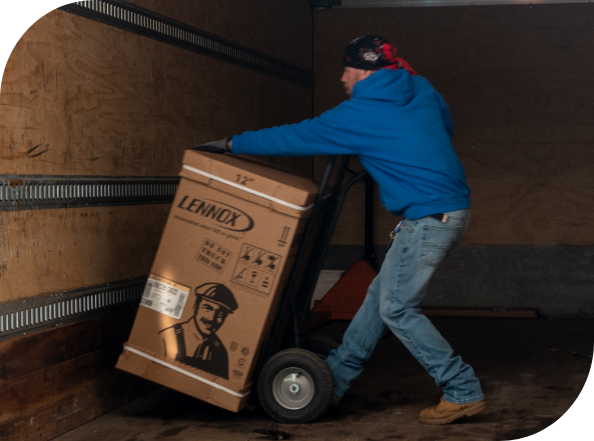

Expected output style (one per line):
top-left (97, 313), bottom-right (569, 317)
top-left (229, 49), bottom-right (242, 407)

top-left (198, 35), bottom-right (486, 424)
top-left (160, 282), bottom-right (238, 379)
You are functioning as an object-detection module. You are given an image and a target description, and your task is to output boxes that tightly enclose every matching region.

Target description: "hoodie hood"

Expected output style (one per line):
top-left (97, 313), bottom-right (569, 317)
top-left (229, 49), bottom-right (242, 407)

top-left (352, 68), bottom-right (415, 105)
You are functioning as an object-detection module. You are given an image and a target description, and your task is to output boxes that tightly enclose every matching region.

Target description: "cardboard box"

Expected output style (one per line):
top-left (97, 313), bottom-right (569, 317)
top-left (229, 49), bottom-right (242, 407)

top-left (116, 151), bottom-right (318, 412)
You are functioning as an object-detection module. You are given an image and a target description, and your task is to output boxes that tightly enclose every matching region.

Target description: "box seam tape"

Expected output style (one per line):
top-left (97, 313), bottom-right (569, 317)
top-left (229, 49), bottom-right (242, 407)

top-left (123, 345), bottom-right (251, 398)
top-left (182, 164), bottom-right (314, 212)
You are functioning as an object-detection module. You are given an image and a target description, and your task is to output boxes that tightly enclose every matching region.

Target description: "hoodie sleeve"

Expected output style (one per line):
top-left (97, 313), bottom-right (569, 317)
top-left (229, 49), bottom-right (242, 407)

top-left (231, 103), bottom-right (358, 157)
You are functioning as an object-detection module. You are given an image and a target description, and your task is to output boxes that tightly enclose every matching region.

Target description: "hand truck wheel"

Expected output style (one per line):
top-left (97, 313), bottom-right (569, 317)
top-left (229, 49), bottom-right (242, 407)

top-left (257, 348), bottom-right (334, 424)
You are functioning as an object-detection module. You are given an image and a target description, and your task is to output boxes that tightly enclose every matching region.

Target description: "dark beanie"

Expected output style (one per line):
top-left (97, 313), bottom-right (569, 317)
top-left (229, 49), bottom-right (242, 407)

top-left (342, 35), bottom-right (392, 70)
top-left (342, 35), bottom-right (417, 75)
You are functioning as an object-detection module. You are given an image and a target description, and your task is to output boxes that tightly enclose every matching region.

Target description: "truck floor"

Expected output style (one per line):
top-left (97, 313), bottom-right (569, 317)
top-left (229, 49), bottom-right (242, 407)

top-left (52, 318), bottom-right (593, 441)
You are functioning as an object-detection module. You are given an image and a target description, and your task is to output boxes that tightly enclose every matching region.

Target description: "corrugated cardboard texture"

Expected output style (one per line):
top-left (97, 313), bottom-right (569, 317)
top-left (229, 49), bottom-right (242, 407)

top-left (181, 151), bottom-right (319, 216)
top-left (117, 346), bottom-right (250, 413)
top-left (119, 153), bottom-right (318, 411)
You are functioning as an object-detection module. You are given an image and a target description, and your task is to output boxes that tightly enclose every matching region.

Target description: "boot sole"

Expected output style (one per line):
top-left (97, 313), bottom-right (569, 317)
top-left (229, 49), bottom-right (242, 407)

top-left (419, 400), bottom-right (488, 425)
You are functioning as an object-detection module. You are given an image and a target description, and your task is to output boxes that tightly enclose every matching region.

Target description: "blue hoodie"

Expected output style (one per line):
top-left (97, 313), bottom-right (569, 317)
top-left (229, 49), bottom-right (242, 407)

top-left (232, 68), bottom-right (470, 220)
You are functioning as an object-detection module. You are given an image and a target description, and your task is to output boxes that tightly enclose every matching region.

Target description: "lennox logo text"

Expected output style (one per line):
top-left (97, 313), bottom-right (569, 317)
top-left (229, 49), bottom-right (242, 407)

top-left (177, 196), bottom-right (254, 232)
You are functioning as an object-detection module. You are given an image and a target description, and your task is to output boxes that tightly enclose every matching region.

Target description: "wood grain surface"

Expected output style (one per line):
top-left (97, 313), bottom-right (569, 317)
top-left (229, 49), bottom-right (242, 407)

top-left (0, 307), bottom-right (138, 382)
top-left (0, 205), bottom-right (168, 301)
top-left (0, 309), bottom-right (157, 441)
top-left (313, 3), bottom-right (594, 245)
top-left (0, 3), bottom-right (313, 439)
top-left (129, 0), bottom-right (313, 69)
top-left (0, 3), bottom-right (313, 303)
top-left (0, 367), bottom-right (156, 441)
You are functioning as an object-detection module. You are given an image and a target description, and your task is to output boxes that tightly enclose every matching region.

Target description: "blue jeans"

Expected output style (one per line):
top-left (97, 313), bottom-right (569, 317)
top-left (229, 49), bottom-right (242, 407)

top-left (325, 209), bottom-right (484, 405)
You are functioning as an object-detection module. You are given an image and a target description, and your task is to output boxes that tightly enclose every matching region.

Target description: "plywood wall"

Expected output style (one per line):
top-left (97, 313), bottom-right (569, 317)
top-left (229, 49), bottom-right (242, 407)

top-left (314, 3), bottom-right (594, 246)
top-left (0, 1), bottom-right (313, 302)
top-left (132, 0), bottom-right (312, 70)
top-left (0, 2), bottom-right (314, 439)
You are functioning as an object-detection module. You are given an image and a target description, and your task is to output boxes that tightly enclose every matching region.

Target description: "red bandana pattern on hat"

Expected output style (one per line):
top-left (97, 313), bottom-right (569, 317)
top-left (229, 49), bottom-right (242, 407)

top-left (380, 43), bottom-right (417, 75)
top-left (342, 35), bottom-right (417, 75)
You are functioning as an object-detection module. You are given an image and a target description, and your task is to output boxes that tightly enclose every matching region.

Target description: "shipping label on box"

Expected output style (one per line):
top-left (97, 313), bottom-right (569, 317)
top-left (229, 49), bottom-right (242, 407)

top-left (140, 276), bottom-right (190, 320)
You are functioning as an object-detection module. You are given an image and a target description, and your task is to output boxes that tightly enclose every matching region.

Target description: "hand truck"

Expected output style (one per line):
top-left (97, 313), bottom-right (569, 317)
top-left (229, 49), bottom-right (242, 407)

top-left (253, 155), bottom-right (374, 424)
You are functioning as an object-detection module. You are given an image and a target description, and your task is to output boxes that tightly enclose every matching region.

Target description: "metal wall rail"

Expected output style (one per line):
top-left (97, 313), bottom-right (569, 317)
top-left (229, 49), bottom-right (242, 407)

top-left (0, 175), bottom-right (179, 211)
top-left (312, 0), bottom-right (589, 7)
top-left (59, 0), bottom-right (313, 88)
top-left (0, 277), bottom-right (146, 342)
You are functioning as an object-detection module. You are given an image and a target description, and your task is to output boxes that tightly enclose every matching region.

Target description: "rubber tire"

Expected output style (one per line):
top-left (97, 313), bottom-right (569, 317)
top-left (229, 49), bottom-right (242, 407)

top-left (257, 348), bottom-right (334, 424)
top-left (300, 335), bottom-right (340, 359)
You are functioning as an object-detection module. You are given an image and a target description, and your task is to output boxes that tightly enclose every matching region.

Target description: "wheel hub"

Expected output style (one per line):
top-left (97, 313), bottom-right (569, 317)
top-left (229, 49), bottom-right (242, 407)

top-left (289, 382), bottom-right (300, 395)
top-left (272, 368), bottom-right (315, 410)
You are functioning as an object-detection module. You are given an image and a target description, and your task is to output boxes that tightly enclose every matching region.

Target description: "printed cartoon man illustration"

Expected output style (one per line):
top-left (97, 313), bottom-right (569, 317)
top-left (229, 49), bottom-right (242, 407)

top-left (160, 283), bottom-right (238, 379)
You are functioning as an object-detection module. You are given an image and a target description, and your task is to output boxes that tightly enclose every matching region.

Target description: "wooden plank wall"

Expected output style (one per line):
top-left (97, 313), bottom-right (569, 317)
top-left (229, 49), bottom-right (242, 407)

top-left (313, 3), bottom-right (594, 247)
top-left (0, 308), bottom-right (159, 441)
top-left (0, 1), bottom-right (313, 439)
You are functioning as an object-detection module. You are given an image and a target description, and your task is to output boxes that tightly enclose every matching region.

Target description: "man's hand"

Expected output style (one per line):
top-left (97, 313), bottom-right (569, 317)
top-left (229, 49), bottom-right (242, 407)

top-left (193, 137), bottom-right (231, 154)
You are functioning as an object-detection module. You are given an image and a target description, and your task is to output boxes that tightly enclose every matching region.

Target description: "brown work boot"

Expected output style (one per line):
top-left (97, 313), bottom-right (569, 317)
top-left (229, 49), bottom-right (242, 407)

top-left (419, 397), bottom-right (487, 425)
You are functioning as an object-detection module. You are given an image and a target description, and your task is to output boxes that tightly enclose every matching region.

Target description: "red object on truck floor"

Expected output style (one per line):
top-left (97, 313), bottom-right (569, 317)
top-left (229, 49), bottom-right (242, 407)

top-left (310, 259), bottom-right (377, 325)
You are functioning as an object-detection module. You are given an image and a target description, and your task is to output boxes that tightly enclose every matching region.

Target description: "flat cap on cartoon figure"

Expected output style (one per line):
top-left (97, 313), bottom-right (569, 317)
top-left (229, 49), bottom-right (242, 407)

top-left (195, 283), bottom-right (238, 313)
